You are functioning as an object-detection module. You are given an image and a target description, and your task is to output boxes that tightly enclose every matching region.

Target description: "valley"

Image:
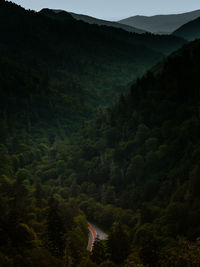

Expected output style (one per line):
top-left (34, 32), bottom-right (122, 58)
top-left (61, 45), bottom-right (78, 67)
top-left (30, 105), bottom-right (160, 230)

top-left (1, 1), bottom-right (200, 266)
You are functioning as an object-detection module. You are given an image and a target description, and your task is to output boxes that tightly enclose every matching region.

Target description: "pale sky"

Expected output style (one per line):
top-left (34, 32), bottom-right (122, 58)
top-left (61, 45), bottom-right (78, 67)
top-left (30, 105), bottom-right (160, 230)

top-left (10, 0), bottom-right (200, 21)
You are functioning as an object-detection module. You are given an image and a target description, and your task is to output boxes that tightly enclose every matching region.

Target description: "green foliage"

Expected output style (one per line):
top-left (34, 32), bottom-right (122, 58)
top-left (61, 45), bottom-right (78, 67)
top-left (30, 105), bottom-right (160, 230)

top-left (91, 237), bottom-right (106, 264)
top-left (45, 197), bottom-right (66, 257)
top-left (162, 237), bottom-right (200, 267)
top-left (0, 1), bottom-right (199, 266)
top-left (54, 39), bottom-right (200, 266)
top-left (108, 223), bottom-right (130, 264)
top-left (126, 154), bottom-right (145, 183)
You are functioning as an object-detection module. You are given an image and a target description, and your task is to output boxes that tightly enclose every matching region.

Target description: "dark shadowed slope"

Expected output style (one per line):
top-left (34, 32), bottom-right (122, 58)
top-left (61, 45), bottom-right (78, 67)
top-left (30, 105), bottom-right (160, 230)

top-left (0, 1), bottom-right (186, 139)
top-left (40, 9), bottom-right (146, 34)
top-left (39, 9), bottom-right (186, 56)
top-left (63, 39), bottom-right (200, 266)
top-left (41, 9), bottom-right (146, 34)
top-left (119, 10), bottom-right (200, 34)
top-left (173, 16), bottom-right (200, 41)
top-left (40, 8), bottom-right (74, 21)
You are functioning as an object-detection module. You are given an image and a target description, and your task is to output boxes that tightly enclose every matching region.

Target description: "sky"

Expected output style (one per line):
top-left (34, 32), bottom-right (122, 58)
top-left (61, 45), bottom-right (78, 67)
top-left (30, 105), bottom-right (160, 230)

top-left (10, 0), bottom-right (200, 21)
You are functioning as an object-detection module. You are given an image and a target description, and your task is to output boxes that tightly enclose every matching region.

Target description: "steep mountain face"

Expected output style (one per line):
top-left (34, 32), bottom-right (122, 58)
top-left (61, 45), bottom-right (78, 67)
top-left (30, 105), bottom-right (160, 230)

top-left (119, 9), bottom-right (200, 34)
top-left (173, 16), bottom-right (200, 41)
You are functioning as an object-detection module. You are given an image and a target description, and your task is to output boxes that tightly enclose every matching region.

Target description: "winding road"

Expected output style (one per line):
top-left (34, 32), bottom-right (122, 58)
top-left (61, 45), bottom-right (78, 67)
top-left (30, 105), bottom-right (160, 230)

top-left (87, 223), bottom-right (108, 251)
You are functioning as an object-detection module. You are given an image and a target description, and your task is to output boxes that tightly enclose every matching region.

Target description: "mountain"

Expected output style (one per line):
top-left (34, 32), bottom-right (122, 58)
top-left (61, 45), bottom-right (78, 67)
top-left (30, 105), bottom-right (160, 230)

top-left (0, 1), bottom-right (186, 143)
top-left (1, 1), bottom-right (199, 266)
top-left (39, 9), bottom-right (186, 55)
top-left (40, 9), bottom-right (186, 56)
top-left (40, 8), bottom-right (146, 34)
top-left (40, 8), bottom-right (74, 21)
top-left (173, 16), bottom-right (200, 41)
top-left (119, 9), bottom-right (200, 34)
top-left (0, 1), bottom-right (186, 139)
top-left (37, 9), bottom-right (186, 104)
top-left (68, 11), bottom-right (146, 34)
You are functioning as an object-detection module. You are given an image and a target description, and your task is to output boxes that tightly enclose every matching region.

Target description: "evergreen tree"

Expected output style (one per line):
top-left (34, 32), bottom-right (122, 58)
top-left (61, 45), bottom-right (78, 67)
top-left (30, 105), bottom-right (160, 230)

top-left (46, 197), bottom-right (65, 258)
top-left (91, 237), bottom-right (106, 264)
top-left (108, 223), bottom-right (130, 264)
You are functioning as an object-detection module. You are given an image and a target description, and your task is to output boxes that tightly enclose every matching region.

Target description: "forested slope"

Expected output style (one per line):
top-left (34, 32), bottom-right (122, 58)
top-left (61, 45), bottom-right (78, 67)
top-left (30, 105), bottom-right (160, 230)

top-left (0, 1), bottom-right (164, 107)
top-left (42, 9), bottom-right (146, 34)
top-left (0, 1), bottom-right (186, 140)
top-left (57, 39), bottom-right (200, 266)
top-left (0, 1), bottom-right (198, 266)
top-left (173, 16), bottom-right (200, 41)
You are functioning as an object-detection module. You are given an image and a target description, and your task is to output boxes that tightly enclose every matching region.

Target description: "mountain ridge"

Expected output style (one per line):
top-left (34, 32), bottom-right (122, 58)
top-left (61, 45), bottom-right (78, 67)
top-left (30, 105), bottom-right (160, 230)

top-left (43, 8), bottom-right (147, 34)
top-left (1, 1), bottom-right (200, 266)
top-left (119, 9), bottom-right (200, 34)
top-left (173, 16), bottom-right (200, 41)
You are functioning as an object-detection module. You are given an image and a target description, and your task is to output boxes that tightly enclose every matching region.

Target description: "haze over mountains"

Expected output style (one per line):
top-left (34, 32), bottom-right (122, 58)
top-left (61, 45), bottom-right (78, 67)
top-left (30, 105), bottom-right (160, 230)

top-left (40, 9), bottom-right (146, 34)
top-left (0, 1), bottom-right (185, 137)
top-left (64, 10), bottom-right (146, 34)
top-left (40, 8), bottom-right (200, 38)
top-left (119, 9), bottom-right (200, 34)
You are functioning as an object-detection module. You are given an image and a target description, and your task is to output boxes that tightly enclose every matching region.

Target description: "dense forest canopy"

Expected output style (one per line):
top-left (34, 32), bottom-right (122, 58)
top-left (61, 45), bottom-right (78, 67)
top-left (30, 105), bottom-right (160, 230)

top-left (1, 1), bottom-right (200, 266)
top-left (58, 39), bottom-right (200, 266)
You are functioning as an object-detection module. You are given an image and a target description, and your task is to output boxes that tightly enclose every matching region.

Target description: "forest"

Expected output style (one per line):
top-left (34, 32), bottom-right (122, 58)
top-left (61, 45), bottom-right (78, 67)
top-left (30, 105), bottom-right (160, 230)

top-left (1, 0), bottom-right (200, 266)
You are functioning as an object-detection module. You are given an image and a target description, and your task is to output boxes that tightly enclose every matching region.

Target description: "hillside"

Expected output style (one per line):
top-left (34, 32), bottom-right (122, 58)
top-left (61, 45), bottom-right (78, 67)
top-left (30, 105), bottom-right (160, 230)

top-left (119, 9), bottom-right (200, 34)
top-left (0, 2), bottom-right (160, 116)
top-left (39, 9), bottom-right (185, 56)
top-left (59, 39), bottom-right (200, 266)
top-left (40, 8), bottom-right (74, 21)
top-left (68, 11), bottom-right (146, 34)
top-left (41, 8), bottom-right (146, 34)
top-left (1, 1), bottom-right (200, 266)
top-left (0, 1), bottom-right (186, 139)
top-left (173, 16), bottom-right (200, 41)
top-left (1, 2), bottom-right (175, 108)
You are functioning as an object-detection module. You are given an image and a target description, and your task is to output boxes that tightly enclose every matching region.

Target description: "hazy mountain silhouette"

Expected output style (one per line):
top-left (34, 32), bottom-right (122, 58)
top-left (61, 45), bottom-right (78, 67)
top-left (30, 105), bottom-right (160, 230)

top-left (119, 10), bottom-right (200, 34)
top-left (173, 16), bottom-right (200, 41)
top-left (40, 8), bottom-right (74, 21)
top-left (39, 8), bottom-right (185, 56)
top-left (0, 1), bottom-right (165, 116)
top-left (45, 9), bottom-right (146, 34)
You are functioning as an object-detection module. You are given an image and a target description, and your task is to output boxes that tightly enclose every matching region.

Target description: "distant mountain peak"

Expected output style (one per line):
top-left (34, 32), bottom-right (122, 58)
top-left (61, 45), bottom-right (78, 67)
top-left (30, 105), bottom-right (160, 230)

top-left (40, 8), bottom-right (74, 21)
top-left (119, 9), bottom-right (200, 35)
